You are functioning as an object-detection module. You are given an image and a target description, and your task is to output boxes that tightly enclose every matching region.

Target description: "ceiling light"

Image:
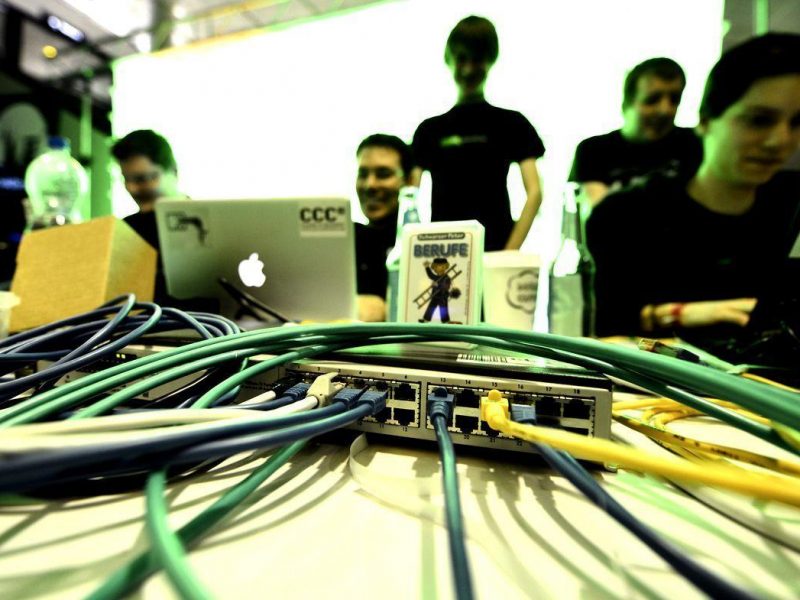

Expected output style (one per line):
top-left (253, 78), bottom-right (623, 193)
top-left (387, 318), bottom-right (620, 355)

top-left (42, 45), bottom-right (59, 59)
top-left (46, 14), bottom-right (86, 43)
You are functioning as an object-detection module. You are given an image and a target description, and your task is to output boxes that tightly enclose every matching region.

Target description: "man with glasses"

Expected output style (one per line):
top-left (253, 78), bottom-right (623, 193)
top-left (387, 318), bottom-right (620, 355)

top-left (569, 57), bottom-right (703, 207)
top-left (111, 129), bottom-right (180, 251)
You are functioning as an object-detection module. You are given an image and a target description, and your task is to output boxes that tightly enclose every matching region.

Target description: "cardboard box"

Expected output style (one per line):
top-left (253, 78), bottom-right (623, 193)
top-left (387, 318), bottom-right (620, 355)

top-left (10, 216), bottom-right (157, 331)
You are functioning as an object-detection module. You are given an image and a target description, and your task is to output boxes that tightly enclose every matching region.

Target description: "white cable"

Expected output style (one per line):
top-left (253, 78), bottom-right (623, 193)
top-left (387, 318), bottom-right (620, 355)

top-left (0, 400), bottom-right (318, 453)
top-left (263, 396), bottom-right (318, 416)
top-left (236, 390), bottom-right (277, 406)
top-left (0, 408), bottom-right (269, 436)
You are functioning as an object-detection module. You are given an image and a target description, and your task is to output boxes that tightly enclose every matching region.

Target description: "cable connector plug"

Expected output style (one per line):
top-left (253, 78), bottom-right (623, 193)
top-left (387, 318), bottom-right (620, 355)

top-left (306, 372), bottom-right (344, 406)
top-left (511, 403), bottom-right (537, 425)
top-left (283, 382), bottom-right (310, 401)
top-left (428, 387), bottom-right (454, 422)
top-left (269, 376), bottom-right (301, 397)
top-left (331, 387), bottom-right (367, 409)
top-left (480, 389), bottom-right (509, 423)
top-left (356, 390), bottom-right (388, 415)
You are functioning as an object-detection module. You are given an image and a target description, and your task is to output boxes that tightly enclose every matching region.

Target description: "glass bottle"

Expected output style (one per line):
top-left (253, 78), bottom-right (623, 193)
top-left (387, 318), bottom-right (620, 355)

top-left (24, 136), bottom-right (88, 229)
top-left (547, 183), bottom-right (596, 336)
top-left (385, 186), bottom-right (421, 322)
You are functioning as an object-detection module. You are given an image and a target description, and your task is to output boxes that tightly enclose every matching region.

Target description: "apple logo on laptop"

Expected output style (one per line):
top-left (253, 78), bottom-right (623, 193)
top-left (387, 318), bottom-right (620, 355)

top-left (238, 253), bottom-right (266, 287)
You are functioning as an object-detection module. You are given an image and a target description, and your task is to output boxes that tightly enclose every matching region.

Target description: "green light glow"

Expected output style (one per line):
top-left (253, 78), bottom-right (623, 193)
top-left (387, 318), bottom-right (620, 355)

top-left (111, 0), bottom-right (723, 255)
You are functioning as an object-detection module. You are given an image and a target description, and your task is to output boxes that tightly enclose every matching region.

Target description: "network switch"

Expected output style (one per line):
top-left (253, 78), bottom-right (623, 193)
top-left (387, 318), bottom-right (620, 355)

top-left (44, 341), bottom-right (612, 457)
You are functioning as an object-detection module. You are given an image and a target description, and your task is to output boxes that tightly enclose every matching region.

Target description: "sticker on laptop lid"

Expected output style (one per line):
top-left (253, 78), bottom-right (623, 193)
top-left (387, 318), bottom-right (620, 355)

top-left (298, 203), bottom-right (348, 237)
top-left (162, 206), bottom-right (213, 249)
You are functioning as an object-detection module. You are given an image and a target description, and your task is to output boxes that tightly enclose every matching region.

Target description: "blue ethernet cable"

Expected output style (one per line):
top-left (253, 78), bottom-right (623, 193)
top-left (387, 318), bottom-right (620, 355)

top-left (33, 295), bottom-right (138, 392)
top-left (138, 386), bottom-right (376, 600)
top-left (0, 403), bottom-right (344, 491)
top-left (224, 382), bottom-right (312, 412)
top-left (0, 300), bottom-right (132, 351)
top-left (510, 404), bottom-right (757, 600)
top-left (0, 388), bottom-right (385, 493)
top-left (0, 302), bottom-right (241, 407)
top-left (0, 314), bottom-right (227, 362)
top-left (429, 387), bottom-right (474, 600)
top-left (164, 389), bottom-right (384, 467)
top-left (0, 302), bottom-right (163, 400)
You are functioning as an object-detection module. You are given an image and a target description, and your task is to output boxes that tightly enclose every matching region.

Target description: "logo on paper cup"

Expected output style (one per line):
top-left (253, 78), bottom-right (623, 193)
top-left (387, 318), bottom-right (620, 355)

top-left (506, 269), bottom-right (538, 314)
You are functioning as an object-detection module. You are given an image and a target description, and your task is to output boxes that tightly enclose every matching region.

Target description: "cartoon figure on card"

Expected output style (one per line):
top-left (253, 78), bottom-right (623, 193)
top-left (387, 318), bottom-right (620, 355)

top-left (417, 257), bottom-right (461, 323)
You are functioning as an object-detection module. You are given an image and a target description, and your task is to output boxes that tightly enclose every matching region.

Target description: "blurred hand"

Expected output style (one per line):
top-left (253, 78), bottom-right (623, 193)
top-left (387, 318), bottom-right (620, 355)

top-left (679, 298), bottom-right (757, 328)
top-left (357, 294), bottom-right (386, 322)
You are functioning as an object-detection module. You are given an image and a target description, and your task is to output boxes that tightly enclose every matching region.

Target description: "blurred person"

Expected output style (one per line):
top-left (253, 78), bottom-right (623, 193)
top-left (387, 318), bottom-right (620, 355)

top-left (586, 34), bottom-right (800, 340)
top-left (411, 15), bottom-right (544, 251)
top-left (354, 133), bottom-right (414, 321)
top-left (111, 129), bottom-right (180, 251)
top-left (570, 57), bottom-right (703, 207)
top-left (111, 129), bottom-right (209, 310)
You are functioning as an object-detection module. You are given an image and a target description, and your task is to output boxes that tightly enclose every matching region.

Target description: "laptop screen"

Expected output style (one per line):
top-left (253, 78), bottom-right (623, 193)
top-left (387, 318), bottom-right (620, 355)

top-left (155, 198), bottom-right (357, 322)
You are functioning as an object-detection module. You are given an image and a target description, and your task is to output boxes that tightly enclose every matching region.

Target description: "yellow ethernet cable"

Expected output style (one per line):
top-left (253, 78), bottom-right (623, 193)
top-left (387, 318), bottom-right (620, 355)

top-left (612, 394), bottom-right (793, 475)
top-left (614, 414), bottom-right (800, 477)
top-left (480, 390), bottom-right (800, 507)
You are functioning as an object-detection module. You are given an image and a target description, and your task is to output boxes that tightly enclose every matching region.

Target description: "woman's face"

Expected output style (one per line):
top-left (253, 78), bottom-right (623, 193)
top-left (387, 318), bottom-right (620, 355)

top-left (701, 74), bottom-right (800, 186)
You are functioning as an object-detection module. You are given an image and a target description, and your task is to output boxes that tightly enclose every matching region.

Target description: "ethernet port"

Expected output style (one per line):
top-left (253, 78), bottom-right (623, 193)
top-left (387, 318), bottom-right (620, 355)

top-left (481, 420), bottom-right (501, 437)
top-left (351, 378), bottom-right (366, 388)
top-left (374, 380), bottom-right (389, 392)
top-left (563, 399), bottom-right (591, 420)
top-left (455, 415), bottom-right (479, 435)
top-left (393, 408), bottom-right (415, 426)
top-left (373, 406), bottom-right (391, 423)
top-left (394, 383), bottom-right (415, 401)
top-left (455, 389), bottom-right (480, 408)
top-left (536, 397), bottom-right (560, 417)
top-left (512, 394), bottom-right (532, 406)
top-left (564, 427), bottom-right (589, 436)
top-left (536, 416), bottom-right (560, 428)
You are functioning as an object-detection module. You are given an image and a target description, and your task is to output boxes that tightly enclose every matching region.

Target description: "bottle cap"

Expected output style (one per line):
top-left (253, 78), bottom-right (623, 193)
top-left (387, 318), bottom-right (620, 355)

top-left (47, 136), bottom-right (70, 150)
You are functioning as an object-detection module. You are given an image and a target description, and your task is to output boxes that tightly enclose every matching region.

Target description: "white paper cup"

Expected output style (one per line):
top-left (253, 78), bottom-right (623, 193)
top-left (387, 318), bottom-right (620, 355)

top-left (482, 251), bottom-right (540, 330)
top-left (0, 291), bottom-right (20, 339)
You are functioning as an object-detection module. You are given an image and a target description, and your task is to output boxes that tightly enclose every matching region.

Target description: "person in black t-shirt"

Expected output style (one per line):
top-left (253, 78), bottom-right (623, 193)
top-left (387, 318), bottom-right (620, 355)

top-left (111, 129), bottom-right (182, 251)
top-left (411, 16), bottom-right (545, 251)
top-left (570, 57), bottom-right (702, 208)
top-left (586, 34), bottom-right (800, 339)
top-left (354, 134), bottom-right (414, 321)
top-left (112, 130), bottom-right (188, 306)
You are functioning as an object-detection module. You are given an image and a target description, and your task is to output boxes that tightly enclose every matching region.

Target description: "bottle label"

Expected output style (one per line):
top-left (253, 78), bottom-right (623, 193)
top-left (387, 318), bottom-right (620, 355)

top-left (386, 266), bottom-right (399, 322)
top-left (548, 273), bottom-right (584, 336)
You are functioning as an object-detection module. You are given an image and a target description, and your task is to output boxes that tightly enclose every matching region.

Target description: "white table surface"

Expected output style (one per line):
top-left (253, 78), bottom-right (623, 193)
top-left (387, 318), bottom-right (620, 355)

top-left (1, 404), bottom-right (799, 600)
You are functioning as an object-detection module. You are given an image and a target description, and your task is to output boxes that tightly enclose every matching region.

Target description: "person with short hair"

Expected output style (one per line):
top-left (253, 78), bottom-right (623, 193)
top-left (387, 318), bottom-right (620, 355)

top-left (570, 57), bottom-right (703, 207)
top-left (354, 133), bottom-right (413, 321)
top-left (586, 34), bottom-right (800, 340)
top-left (111, 129), bottom-right (181, 250)
top-left (411, 15), bottom-right (545, 251)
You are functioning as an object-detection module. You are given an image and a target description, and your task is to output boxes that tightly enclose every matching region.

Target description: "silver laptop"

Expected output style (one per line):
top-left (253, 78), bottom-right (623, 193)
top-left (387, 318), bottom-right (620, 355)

top-left (155, 198), bottom-right (357, 321)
